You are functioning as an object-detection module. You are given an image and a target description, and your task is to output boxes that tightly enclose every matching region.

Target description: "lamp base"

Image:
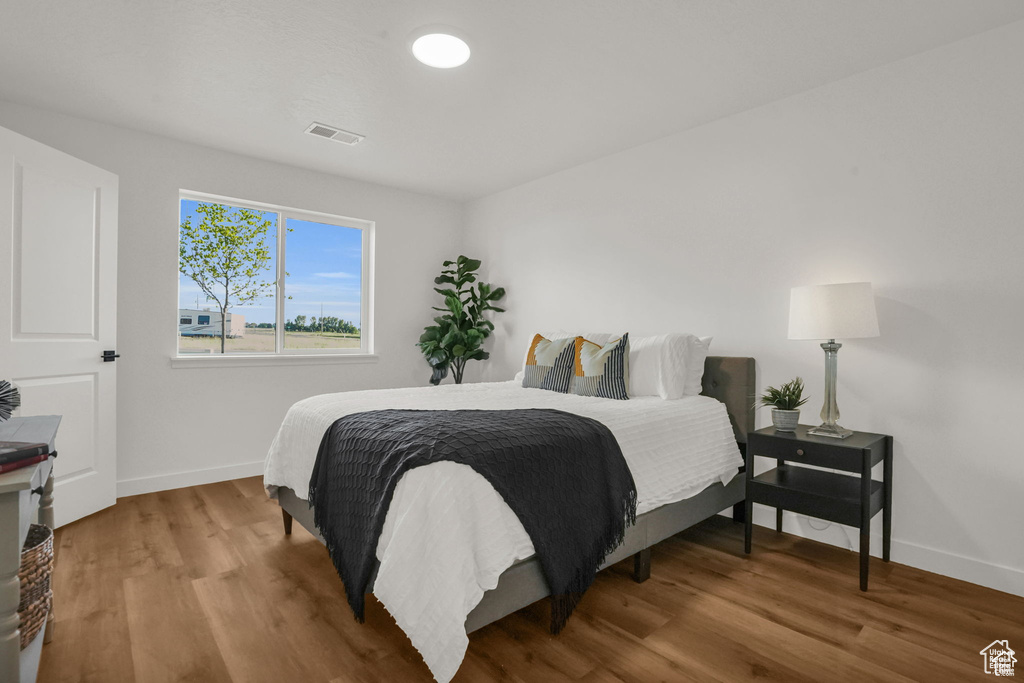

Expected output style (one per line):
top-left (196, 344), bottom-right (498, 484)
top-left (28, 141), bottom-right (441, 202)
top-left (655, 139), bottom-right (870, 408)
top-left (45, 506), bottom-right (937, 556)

top-left (808, 423), bottom-right (854, 439)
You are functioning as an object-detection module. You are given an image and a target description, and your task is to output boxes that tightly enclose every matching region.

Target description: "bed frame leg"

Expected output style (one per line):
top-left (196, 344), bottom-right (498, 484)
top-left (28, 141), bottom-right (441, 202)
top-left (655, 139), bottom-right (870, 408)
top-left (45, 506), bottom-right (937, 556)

top-left (732, 500), bottom-right (746, 523)
top-left (633, 548), bottom-right (651, 583)
top-left (282, 508), bottom-right (293, 535)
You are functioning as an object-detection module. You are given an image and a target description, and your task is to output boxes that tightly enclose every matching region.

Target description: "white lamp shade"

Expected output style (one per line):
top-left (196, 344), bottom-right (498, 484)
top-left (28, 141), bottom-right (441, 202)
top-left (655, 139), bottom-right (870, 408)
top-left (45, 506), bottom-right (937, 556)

top-left (788, 282), bottom-right (879, 340)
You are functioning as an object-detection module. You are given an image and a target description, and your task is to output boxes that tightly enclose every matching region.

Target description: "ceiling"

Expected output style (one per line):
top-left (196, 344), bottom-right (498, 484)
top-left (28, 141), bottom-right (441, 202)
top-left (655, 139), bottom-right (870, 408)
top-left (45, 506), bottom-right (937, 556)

top-left (3, 1), bottom-right (1023, 200)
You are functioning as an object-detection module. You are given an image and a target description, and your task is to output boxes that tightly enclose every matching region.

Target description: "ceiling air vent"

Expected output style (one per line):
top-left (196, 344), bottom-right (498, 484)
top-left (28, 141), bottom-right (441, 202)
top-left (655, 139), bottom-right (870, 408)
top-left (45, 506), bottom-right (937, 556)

top-left (304, 122), bottom-right (365, 146)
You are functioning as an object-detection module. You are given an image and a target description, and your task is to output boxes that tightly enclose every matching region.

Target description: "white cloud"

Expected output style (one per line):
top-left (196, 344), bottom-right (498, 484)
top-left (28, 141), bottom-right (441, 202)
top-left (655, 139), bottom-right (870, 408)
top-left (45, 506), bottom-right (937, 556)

top-left (314, 271), bottom-right (358, 279)
top-left (286, 282), bottom-right (360, 296)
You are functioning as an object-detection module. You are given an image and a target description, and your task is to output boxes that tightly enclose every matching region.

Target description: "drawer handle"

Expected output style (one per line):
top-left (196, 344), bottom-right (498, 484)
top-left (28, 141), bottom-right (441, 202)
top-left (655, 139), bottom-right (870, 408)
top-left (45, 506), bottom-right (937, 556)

top-left (31, 486), bottom-right (45, 496)
top-left (796, 449), bottom-right (804, 456)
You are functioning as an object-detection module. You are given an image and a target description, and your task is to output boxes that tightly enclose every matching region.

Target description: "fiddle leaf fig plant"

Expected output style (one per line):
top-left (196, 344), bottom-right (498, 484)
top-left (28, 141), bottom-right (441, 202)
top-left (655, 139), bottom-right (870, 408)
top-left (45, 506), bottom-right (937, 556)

top-left (417, 256), bottom-right (505, 385)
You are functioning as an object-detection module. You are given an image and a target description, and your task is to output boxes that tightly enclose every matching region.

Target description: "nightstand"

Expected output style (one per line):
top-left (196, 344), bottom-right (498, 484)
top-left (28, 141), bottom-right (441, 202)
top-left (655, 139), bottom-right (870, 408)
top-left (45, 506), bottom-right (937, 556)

top-left (744, 425), bottom-right (893, 590)
top-left (1, 415), bottom-right (60, 683)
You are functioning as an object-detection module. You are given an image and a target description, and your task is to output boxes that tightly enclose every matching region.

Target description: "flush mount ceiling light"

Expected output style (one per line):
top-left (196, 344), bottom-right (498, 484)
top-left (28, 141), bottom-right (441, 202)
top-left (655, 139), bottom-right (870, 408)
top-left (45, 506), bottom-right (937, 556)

top-left (411, 32), bottom-right (470, 68)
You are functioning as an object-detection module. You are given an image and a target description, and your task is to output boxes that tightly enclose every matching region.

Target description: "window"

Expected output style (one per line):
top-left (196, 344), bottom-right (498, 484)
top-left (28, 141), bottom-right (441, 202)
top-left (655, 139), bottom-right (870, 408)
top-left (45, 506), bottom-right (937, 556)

top-left (177, 192), bottom-right (372, 357)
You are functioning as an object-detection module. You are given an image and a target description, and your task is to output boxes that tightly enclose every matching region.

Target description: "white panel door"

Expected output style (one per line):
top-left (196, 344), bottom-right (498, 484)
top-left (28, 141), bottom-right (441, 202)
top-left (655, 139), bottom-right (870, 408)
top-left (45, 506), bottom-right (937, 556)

top-left (0, 125), bottom-right (118, 527)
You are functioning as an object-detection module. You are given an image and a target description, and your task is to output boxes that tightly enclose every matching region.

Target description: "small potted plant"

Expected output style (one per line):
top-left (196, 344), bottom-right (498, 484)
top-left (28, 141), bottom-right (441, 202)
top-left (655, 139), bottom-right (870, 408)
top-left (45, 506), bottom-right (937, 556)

top-left (756, 377), bottom-right (808, 432)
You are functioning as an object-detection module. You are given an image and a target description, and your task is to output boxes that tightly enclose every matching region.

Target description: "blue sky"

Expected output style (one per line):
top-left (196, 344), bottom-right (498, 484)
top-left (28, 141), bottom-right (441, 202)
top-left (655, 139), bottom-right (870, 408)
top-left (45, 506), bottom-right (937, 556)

top-left (179, 200), bottom-right (362, 326)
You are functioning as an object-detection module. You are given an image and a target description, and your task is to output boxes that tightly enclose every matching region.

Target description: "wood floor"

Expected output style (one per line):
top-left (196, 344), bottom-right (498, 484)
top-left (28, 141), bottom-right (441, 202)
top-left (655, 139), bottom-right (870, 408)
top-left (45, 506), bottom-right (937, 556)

top-left (37, 476), bottom-right (1022, 683)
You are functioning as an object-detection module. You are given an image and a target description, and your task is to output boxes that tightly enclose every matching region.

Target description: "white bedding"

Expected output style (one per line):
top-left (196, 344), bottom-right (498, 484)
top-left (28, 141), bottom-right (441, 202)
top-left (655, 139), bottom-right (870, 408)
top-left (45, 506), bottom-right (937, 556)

top-left (264, 381), bottom-right (742, 682)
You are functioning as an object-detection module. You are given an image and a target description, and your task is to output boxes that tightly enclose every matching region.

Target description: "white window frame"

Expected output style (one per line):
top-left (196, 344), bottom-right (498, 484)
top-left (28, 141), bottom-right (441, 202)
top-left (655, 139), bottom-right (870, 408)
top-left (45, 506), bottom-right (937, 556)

top-left (173, 190), bottom-right (375, 368)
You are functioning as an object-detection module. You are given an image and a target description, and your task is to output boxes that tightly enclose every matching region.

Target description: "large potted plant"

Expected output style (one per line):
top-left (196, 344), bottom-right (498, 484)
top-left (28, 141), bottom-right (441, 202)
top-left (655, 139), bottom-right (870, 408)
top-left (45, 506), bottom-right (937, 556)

top-left (417, 256), bottom-right (505, 385)
top-left (756, 377), bottom-right (808, 432)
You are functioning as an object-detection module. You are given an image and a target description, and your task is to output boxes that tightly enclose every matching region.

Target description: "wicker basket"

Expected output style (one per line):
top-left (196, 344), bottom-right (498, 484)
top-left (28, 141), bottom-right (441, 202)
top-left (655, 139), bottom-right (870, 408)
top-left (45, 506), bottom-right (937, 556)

top-left (18, 524), bottom-right (53, 649)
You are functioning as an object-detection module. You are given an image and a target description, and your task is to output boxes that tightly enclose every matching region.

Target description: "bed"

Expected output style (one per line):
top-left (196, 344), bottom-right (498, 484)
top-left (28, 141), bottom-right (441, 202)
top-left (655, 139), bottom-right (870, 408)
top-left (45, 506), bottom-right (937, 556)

top-left (264, 355), bottom-right (754, 681)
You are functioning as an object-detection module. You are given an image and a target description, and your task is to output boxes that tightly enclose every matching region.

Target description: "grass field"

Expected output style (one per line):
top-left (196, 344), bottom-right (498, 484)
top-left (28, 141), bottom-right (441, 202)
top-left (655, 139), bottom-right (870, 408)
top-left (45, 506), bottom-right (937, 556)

top-left (178, 327), bottom-right (360, 354)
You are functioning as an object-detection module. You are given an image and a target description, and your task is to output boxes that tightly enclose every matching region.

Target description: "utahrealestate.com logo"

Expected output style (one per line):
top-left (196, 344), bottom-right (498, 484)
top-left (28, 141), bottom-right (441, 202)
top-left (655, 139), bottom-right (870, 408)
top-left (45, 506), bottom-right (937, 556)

top-left (980, 640), bottom-right (1017, 676)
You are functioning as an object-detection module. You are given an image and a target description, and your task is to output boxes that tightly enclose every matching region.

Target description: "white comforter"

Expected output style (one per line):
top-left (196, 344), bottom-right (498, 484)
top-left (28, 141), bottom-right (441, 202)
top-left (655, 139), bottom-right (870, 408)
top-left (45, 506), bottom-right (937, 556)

top-left (264, 381), bottom-right (742, 682)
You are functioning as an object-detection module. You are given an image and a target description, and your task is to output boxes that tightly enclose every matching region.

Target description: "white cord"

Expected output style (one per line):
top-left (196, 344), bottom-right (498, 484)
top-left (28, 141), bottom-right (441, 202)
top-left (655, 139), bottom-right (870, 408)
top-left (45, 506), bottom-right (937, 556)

top-left (840, 527), bottom-right (855, 550)
top-left (807, 517), bottom-right (830, 531)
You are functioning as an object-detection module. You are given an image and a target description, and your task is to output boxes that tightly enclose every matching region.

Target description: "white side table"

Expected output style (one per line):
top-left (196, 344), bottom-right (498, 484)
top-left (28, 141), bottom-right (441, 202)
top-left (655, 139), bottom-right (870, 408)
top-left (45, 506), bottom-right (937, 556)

top-left (0, 416), bottom-right (61, 683)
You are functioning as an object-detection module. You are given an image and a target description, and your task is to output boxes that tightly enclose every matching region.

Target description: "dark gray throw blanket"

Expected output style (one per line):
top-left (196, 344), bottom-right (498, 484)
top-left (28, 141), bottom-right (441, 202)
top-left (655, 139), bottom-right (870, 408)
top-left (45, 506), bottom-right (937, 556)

top-left (308, 408), bottom-right (637, 634)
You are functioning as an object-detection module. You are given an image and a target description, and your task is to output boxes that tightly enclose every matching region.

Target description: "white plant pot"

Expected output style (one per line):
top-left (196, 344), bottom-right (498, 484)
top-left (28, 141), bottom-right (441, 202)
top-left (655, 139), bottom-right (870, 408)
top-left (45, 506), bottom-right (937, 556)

top-left (771, 409), bottom-right (800, 432)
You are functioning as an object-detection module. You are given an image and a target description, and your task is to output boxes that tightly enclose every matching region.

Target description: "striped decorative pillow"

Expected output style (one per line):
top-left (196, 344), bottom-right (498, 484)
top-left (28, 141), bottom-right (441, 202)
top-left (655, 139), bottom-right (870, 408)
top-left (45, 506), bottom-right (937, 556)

top-left (570, 334), bottom-right (630, 400)
top-left (522, 334), bottom-right (576, 393)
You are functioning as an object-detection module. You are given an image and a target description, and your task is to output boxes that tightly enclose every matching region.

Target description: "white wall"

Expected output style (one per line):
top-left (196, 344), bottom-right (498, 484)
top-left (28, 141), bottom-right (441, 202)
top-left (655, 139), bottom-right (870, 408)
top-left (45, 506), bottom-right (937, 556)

top-left (464, 22), bottom-right (1024, 595)
top-left (0, 101), bottom-right (462, 496)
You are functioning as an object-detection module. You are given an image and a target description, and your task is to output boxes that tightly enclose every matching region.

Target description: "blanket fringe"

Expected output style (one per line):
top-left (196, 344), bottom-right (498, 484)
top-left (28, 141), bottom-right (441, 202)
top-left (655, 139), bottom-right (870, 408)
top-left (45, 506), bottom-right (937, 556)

top-left (550, 593), bottom-right (582, 634)
top-left (312, 477), bottom-right (368, 623)
top-left (549, 487), bottom-right (638, 634)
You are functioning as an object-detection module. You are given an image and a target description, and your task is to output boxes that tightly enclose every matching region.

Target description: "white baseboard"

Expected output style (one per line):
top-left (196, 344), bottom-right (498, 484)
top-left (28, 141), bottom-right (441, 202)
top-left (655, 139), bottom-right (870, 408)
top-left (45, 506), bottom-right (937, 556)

top-left (116, 459), bottom-right (265, 498)
top-left (891, 537), bottom-right (1024, 598)
top-left (739, 507), bottom-right (1024, 598)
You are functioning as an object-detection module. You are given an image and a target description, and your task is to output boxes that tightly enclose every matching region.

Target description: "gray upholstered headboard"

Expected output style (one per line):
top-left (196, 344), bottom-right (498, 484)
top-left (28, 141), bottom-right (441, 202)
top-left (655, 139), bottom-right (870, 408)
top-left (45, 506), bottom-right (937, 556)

top-left (700, 356), bottom-right (756, 445)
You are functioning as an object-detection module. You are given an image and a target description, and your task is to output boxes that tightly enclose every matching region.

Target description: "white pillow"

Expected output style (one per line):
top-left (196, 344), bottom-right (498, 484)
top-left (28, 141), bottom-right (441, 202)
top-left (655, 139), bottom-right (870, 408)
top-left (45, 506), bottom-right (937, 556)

top-left (628, 334), bottom-right (688, 399)
top-left (626, 333), bottom-right (713, 399)
top-left (684, 336), bottom-right (713, 396)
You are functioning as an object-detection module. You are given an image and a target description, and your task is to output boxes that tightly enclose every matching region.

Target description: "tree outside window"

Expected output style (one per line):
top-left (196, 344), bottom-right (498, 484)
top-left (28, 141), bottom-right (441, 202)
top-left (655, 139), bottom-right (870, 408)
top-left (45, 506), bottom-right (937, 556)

top-left (177, 195), bottom-right (370, 356)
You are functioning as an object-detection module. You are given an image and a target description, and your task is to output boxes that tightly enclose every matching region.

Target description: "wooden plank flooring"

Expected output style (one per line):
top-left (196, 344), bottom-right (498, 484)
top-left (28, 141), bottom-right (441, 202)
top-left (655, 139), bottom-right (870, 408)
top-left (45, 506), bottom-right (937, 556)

top-left (38, 476), bottom-right (1022, 682)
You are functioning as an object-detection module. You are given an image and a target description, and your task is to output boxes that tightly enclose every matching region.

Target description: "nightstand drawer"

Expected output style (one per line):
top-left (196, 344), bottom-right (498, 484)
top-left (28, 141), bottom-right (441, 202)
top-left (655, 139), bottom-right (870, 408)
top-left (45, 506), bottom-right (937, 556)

top-left (17, 458), bottom-right (53, 549)
top-left (749, 426), bottom-right (886, 473)
top-left (748, 465), bottom-right (883, 528)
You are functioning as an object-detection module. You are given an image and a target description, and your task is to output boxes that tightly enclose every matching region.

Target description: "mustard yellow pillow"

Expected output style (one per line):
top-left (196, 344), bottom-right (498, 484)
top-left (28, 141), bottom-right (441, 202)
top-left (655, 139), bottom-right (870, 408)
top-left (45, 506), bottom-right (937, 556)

top-left (522, 334), bottom-right (576, 393)
top-left (570, 334), bottom-right (630, 400)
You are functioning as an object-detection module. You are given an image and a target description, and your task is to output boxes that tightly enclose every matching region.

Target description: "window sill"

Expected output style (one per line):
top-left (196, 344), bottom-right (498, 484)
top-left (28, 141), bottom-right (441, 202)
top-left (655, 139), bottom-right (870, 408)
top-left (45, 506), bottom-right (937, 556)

top-left (169, 353), bottom-right (379, 369)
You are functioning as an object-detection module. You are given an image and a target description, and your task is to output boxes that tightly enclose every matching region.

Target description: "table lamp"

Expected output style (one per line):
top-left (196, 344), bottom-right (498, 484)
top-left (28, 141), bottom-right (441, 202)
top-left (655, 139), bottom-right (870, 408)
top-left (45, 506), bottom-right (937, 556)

top-left (788, 282), bottom-right (879, 438)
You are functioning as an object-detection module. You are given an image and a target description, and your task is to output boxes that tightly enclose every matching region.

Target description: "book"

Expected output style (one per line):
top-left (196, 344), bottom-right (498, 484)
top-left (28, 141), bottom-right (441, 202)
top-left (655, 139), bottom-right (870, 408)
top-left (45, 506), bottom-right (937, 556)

top-left (0, 441), bottom-right (49, 465)
top-left (0, 452), bottom-right (49, 475)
